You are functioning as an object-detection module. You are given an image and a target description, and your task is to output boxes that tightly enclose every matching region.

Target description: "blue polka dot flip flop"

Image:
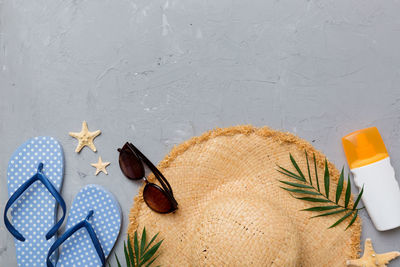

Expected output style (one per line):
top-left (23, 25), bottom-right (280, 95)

top-left (47, 184), bottom-right (122, 267)
top-left (4, 136), bottom-right (65, 267)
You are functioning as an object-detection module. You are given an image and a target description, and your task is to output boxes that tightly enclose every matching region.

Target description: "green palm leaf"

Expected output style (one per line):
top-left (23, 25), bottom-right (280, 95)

top-left (305, 151), bottom-right (313, 185)
top-left (140, 240), bottom-right (163, 265)
top-left (313, 153), bottom-right (320, 191)
top-left (311, 209), bottom-right (346, 218)
top-left (279, 180), bottom-right (313, 189)
top-left (276, 167), bottom-right (304, 182)
top-left (302, 205), bottom-right (340, 212)
top-left (144, 233), bottom-right (159, 252)
top-left (346, 210), bottom-right (359, 230)
top-left (290, 153), bottom-right (306, 181)
top-left (324, 159), bottom-right (330, 198)
top-left (281, 187), bottom-right (321, 195)
top-left (295, 197), bottom-right (330, 203)
top-left (145, 255), bottom-right (160, 267)
top-left (277, 152), bottom-right (364, 229)
top-left (345, 174), bottom-right (351, 208)
top-left (335, 168), bottom-right (344, 204)
top-left (114, 229), bottom-right (162, 267)
top-left (127, 235), bottom-right (136, 267)
top-left (115, 254), bottom-right (122, 267)
top-left (329, 211), bottom-right (354, 228)
top-left (124, 238), bottom-right (131, 267)
top-left (352, 185), bottom-right (364, 210)
top-left (140, 227), bottom-right (147, 257)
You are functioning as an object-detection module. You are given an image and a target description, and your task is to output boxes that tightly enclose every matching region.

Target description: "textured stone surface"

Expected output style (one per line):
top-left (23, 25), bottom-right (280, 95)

top-left (1, 0), bottom-right (400, 265)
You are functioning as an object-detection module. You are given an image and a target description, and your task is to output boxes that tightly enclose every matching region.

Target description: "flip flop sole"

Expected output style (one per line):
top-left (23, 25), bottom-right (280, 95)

top-left (57, 184), bottom-right (121, 267)
top-left (7, 136), bottom-right (64, 267)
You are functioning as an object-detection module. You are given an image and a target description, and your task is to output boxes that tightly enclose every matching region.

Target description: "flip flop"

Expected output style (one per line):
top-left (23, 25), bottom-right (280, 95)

top-left (47, 185), bottom-right (121, 267)
top-left (4, 136), bottom-right (65, 267)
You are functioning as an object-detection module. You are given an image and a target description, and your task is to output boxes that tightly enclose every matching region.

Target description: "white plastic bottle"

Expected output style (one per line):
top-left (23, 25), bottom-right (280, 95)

top-left (342, 127), bottom-right (400, 231)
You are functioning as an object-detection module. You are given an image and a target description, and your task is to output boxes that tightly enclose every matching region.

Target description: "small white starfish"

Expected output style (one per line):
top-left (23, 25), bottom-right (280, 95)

top-left (91, 156), bottom-right (110, 175)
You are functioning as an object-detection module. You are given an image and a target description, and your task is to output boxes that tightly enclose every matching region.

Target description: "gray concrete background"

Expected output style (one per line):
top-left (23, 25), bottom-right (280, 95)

top-left (1, 0), bottom-right (400, 266)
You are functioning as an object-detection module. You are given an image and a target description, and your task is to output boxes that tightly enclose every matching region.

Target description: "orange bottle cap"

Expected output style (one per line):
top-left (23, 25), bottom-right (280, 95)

top-left (342, 127), bottom-right (389, 169)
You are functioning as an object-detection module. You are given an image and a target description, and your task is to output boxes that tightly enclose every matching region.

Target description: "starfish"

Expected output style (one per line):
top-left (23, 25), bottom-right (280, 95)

top-left (69, 121), bottom-right (101, 153)
top-left (91, 156), bottom-right (110, 175)
top-left (347, 238), bottom-right (400, 267)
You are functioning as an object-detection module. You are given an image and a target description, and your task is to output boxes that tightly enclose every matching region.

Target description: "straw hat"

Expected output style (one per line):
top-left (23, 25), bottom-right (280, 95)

top-left (129, 125), bottom-right (361, 266)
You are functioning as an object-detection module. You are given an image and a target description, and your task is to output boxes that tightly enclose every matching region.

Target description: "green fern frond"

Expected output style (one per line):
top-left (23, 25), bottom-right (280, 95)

top-left (277, 151), bottom-right (364, 229)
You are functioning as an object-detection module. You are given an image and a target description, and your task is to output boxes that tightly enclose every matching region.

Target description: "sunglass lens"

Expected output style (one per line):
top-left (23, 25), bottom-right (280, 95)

top-left (118, 144), bottom-right (144, 180)
top-left (143, 184), bottom-right (174, 213)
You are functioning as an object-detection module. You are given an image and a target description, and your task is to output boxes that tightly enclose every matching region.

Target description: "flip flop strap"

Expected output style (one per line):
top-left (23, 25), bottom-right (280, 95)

top-left (46, 210), bottom-right (106, 267)
top-left (4, 163), bottom-right (66, 241)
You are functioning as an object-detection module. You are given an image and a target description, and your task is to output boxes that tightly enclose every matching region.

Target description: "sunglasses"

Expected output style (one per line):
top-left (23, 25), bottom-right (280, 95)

top-left (117, 142), bottom-right (178, 213)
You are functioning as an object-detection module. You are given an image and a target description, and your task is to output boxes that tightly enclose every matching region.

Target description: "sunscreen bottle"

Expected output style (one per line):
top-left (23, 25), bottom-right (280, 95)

top-left (342, 127), bottom-right (400, 231)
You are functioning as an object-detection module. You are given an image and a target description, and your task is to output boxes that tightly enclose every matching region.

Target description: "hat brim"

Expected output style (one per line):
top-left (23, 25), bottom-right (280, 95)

top-left (129, 125), bottom-right (361, 266)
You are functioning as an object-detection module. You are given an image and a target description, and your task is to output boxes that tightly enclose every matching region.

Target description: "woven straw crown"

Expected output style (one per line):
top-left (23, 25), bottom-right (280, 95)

top-left (129, 125), bottom-right (361, 266)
